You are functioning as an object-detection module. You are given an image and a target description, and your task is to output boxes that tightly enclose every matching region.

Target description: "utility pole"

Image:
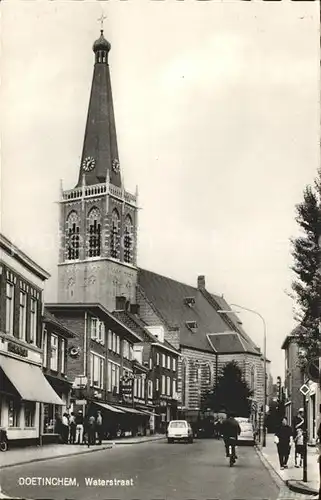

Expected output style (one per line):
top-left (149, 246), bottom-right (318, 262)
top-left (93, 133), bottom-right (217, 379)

top-left (303, 392), bottom-right (308, 483)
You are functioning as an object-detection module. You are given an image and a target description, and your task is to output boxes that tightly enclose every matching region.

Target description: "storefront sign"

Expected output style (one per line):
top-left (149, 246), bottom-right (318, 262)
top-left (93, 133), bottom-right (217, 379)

top-left (8, 342), bottom-right (28, 358)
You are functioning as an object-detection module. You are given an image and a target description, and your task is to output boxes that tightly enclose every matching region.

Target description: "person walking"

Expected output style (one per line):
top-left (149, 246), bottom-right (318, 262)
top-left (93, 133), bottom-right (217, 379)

top-left (294, 428), bottom-right (304, 467)
top-left (87, 414), bottom-right (96, 446)
top-left (275, 417), bottom-right (293, 470)
top-left (62, 413), bottom-right (69, 444)
top-left (75, 410), bottom-right (84, 444)
top-left (96, 411), bottom-right (103, 445)
top-left (69, 412), bottom-right (76, 444)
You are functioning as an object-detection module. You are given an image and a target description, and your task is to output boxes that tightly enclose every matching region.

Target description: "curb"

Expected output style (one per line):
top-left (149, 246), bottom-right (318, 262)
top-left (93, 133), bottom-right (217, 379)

top-left (0, 445), bottom-right (113, 471)
top-left (286, 479), bottom-right (318, 496)
top-left (255, 445), bottom-right (285, 490)
top-left (111, 436), bottom-right (165, 445)
top-left (256, 445), bottom-right (318, 497)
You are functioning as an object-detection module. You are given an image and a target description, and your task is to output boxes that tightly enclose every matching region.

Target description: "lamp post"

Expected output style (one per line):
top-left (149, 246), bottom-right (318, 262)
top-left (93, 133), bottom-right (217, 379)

top-left (217, 304), bottom-right (267, 447)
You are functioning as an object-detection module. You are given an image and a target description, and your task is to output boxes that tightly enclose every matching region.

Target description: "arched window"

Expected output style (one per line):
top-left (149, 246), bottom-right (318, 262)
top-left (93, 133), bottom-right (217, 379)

top-left (87, 207), bottom-right (101, 258)
top-left (123, 215), bottom-right (133, 264)
top-left (202, 363), bottom-right (211, 386)
top-left (110, 209), bottom-right (120, 259)
top-left (66, 211), bottom-right (80, 260)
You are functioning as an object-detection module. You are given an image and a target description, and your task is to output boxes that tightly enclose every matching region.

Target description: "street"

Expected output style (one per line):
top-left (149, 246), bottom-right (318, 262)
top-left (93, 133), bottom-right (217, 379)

top-left (0, 439), bottom-right (283, 500)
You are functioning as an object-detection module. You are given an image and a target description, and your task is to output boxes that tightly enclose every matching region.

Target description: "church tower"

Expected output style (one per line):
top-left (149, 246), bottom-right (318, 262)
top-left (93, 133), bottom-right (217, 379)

top-left (58, 28), bottom-right (138, 311)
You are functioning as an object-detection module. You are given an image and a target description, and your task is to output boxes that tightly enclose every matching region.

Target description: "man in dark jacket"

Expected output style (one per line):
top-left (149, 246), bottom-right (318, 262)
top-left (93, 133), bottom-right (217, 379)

top-left (292, 408), bottom-right (305, 439)
top-left (221, 413), bottom-right (241, 458)
top-left (275, 417), bottom-right (293, 469)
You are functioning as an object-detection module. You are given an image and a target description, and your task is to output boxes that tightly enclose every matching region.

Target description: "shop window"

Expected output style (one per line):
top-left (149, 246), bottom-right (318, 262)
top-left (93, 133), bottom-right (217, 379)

top-left (6, 282), bottom-right (14, 335)
top-left (61, 339), bottom-right (66, 374)
top-left (30, 298), bottom-right (37, 343)
top-left (43, 404), bottom-right (62, 434)
top-left (25, 401), bottom-right (36, 427)
top-left (8, 398), bottom-right (20, 427)
top-left (19, 291), bottom-right (27, 341)
top-left (50, 334), bottom-right (58, 371)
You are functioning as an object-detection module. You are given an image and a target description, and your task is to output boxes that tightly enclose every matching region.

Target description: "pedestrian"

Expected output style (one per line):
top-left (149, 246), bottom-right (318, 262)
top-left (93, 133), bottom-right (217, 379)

top-left (96, 411), bottom-right (103, 445)
top-left (274, 417), bottom-right (293, 470)
top-left (294, 428), bottom-right (304, 468)
top-left (69, 412), bottom-right (76, 444)
top-left (62, 413), bottom-right (69, 443)
top-left (292, 408), bottom-right (305, 439)
top-left (221, 412), bottom-right (241, 459)
top-left (75, 410), bottom-right (84, 444)
top-left (87, 414), bottom-right (96, 446)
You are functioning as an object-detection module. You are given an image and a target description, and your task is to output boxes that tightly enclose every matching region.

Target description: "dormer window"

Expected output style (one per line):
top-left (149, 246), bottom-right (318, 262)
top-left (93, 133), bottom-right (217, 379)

top-left (184, 297), bottom-right (196, 307)
top-left (186, 321), bottom-right (198, 332)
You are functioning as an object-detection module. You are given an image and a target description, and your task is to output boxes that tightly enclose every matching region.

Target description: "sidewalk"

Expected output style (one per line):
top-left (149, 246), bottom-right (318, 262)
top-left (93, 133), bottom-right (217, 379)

top-left (257, 433), bottom-right (319, 496)
top-left (0, 434), bottom-right (165, 470)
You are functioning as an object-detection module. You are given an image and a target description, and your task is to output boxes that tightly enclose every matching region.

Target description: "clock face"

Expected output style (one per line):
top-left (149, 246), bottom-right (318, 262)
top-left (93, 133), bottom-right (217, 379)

top-left (82, 156), bottom-right (96, 172)
top-left (112, 158), bottom-right (120, 173)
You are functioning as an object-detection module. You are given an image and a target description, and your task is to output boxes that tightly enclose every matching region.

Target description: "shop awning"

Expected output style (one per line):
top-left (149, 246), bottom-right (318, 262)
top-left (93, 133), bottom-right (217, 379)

top-left (138, 409), bottom-right (160, 417)
top-left (114, 406), bottom-right (147, 416)
top-left (0, 355), bottom-right (63, 405)
top-left (95, 402), bottom-right (125, 414)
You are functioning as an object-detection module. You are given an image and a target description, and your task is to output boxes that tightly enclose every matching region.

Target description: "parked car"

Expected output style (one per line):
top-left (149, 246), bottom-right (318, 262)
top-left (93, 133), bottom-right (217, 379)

top-left (235, 417), bottom-right (255, 445)
top-left (167, 420), bottom-right (194, 444)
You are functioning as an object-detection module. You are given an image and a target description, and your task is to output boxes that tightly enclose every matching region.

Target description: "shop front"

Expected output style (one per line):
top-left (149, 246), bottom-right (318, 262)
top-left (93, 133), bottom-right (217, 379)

top-left (0, 354), bottom-right (63, 445)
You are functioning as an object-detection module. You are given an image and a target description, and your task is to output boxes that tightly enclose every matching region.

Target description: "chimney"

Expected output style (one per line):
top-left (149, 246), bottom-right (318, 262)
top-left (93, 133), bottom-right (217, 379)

top-left (115, 296), bottom-right (127, 311)
top-left (130, 304), bottom-right (140, 315)
top-left (197, 275), bottom-right (205, 289)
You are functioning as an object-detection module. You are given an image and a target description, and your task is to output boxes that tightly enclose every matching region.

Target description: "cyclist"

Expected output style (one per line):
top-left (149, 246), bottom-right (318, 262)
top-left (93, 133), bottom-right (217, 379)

top-left (221, 412), bottom-right (241, 459)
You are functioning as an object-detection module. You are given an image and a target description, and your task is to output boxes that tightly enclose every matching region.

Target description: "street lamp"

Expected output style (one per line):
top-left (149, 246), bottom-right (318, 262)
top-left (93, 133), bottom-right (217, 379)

top-left (217, 304), bottom-right (267, 447)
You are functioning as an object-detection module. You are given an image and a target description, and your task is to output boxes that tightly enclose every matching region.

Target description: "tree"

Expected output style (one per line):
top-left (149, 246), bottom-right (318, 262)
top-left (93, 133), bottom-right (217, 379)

top-left (202, 360), bottom-right (253, 417)
top-left (291, 177), bottom-right (321, 359)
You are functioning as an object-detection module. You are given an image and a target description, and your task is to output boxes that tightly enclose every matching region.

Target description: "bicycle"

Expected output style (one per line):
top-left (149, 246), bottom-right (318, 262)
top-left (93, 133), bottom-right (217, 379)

top-left (228, 438), bottom-right (237, 467)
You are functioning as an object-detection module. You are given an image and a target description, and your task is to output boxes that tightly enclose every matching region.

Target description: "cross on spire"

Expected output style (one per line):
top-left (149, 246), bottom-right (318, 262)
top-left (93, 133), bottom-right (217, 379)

top-left (97, 13), bottom-right (107, 32)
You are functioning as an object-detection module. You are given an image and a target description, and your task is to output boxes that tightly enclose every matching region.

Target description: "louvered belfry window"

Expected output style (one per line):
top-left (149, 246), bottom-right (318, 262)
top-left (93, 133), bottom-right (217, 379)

top-left (66, 211), bottom-right (80, 260)
top-left (88, 207), bottom-right (101, 257)
top-left (110, 209), bottom-right (120, 259)
top-left (124, 215), bottom-right (133, 263)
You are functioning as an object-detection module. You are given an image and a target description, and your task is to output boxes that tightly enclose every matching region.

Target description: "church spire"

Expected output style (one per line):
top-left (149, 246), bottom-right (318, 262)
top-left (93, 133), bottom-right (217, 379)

top-left (76, 23), bottom-right (121, 188)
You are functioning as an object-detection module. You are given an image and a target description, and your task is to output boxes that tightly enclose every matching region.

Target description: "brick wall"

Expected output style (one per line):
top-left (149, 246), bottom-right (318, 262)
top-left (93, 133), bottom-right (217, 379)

top-left (58, 193), bottom-right (138, 312)
top-left (180, 347), bottom-right (217, 410)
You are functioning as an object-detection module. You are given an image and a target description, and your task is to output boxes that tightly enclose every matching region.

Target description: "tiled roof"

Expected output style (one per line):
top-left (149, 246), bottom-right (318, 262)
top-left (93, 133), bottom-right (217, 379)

top-left (207, 332), bottom-right (257, 354)
top-left (112, 310), bottom-right (179, 354)
top-left (138, 269), bottom-right (260, 355)
top-left (43, 309), bottom-right (76, 338)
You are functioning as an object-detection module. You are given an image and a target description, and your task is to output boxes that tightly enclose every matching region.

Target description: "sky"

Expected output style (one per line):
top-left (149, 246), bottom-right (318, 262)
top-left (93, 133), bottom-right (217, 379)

top-left (1, 0), bottom-right (320, 380)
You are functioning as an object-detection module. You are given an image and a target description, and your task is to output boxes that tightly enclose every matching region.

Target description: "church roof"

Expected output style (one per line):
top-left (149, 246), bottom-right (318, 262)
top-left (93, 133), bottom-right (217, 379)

top-left (138, 269), bottom-right (260, 356)
top-left (76, 30), bottom-right (121, 189)
top-left (207, 332), bottom-right (258, 355)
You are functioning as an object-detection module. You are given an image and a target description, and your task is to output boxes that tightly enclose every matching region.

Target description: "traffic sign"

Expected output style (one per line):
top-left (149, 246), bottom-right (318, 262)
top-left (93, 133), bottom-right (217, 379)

top-left (299, 384), bottom-right (310, 396)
